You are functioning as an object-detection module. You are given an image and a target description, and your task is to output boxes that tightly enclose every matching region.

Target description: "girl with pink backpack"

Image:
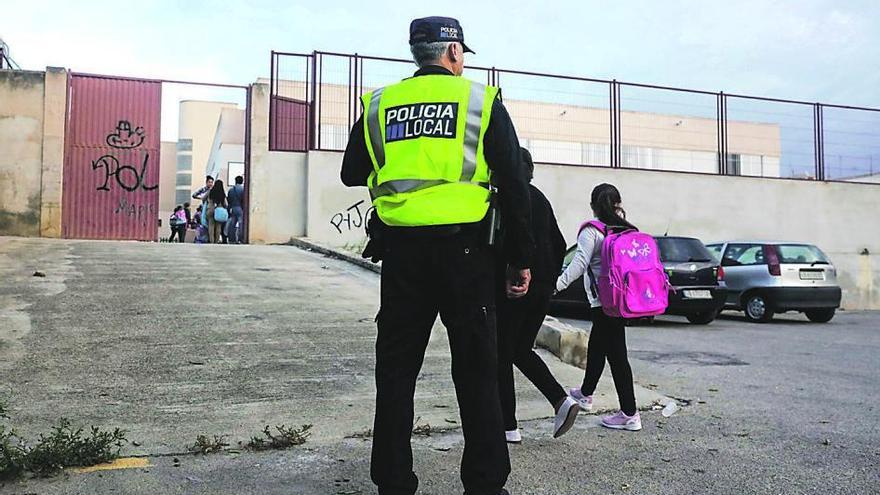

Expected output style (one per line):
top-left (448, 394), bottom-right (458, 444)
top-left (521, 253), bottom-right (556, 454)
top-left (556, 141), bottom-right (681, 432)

top-left (555, 183), bottom-right (665, 432)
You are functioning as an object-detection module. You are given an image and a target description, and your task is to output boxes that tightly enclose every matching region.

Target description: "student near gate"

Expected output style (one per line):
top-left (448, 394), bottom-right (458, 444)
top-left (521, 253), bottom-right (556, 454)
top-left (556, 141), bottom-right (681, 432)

top-left (341, 17), bottom-right (534, 495)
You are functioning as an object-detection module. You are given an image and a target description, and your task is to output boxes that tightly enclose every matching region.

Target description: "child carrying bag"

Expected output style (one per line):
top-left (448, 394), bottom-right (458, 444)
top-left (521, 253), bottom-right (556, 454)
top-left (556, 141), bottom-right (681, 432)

top-left (580, 220), bottom-right (669, 318)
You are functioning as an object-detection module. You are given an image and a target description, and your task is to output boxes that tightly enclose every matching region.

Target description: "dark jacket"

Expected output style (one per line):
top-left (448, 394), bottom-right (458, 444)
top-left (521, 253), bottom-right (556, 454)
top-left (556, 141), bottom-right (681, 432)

top-left (227, 184), bottom-right (244, 208)
top-left (526, 185), bottom-right (567, 285)
top-left (340, 65), bottom-right (534, 269)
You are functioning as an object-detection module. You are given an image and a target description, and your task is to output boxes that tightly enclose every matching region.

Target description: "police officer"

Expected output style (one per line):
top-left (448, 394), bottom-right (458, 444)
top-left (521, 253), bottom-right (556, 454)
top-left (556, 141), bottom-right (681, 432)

top-left (341, 16), bottom-right (534, 495)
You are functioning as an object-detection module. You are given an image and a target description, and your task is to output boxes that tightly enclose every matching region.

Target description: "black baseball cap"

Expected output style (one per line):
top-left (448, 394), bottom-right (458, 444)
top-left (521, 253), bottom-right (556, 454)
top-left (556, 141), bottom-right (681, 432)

top-left (409, 16), bottom-right (474, 54)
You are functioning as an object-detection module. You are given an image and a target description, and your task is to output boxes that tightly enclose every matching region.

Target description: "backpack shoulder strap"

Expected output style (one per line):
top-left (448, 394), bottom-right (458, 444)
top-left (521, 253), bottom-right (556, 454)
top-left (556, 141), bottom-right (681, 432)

top-left (578, 220), bottom-right (606, 236)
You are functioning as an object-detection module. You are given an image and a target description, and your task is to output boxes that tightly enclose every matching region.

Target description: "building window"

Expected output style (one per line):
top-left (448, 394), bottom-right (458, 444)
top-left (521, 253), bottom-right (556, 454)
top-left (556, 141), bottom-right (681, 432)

top-left (175, 190), bottom-right (192, 206)
top-left (177, 139), bottom-right (193, 152)
top-left (727, 153), bottom-right (741, 176)
top-left (175, 172), bottom-right (193, 187)
top-left (176, 154), bottom-right (192, 172)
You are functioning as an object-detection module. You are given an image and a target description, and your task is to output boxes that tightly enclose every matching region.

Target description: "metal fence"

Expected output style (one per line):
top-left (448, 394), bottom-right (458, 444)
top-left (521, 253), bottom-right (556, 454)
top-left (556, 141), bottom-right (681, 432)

top-left (269, 50), bottom-right (880, 184)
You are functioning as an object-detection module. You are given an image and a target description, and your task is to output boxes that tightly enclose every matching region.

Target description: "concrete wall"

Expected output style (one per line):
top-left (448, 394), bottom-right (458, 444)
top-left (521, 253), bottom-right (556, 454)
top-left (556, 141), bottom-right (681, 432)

top-left (0, 70), bottom-right (45, 236)
top-left (277, 149), bottom-right (879, 310)
top-left (247, 83), bottom-right (307, 244)
top-left (534, 165), bottom-right (878, 310)
top-left (39, 67), bottom-right (67, 238)
top-left (305, 151), bottom-right (372, 250)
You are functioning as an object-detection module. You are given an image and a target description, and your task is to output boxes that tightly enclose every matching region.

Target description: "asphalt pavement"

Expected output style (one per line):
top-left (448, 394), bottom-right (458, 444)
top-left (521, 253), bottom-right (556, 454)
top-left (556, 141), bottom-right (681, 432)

top-left (0, 237), bottom-right (877, 495)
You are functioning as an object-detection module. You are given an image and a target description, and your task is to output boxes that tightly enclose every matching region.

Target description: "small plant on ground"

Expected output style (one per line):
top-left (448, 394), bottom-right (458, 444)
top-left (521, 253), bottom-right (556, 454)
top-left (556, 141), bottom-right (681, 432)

top-left (24, 419), bottom-right (127, 478)
top-left (0, 399), bottom-right (25, 480)
top-left (188, 434), bottom-right (229, 455)
top-left (0, 425), bottom-right (26, 481)
top-left (0, 399), bottom-right (127, 480)
top-left (246, 424), bottom-right (312, 451)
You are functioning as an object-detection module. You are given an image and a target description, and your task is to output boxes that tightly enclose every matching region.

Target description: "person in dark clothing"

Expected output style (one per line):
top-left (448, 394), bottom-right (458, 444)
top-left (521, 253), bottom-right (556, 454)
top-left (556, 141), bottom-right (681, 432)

top-left (341, 17), bottom-right (534, 495)
top-left (496, 148), bottom-right (579, 444)
top-left (226, 175), bottom-right (245, 244)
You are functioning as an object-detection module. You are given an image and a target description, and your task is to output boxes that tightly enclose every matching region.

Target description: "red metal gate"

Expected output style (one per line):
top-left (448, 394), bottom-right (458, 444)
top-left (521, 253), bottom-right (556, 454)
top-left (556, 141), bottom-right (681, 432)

top-left (62, 74), bottom-right (162, 240)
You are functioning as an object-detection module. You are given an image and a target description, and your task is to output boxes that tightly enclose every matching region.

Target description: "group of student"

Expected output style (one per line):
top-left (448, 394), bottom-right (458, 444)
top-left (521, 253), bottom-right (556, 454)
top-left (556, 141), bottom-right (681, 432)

top-left (168, 174), bottom-right (246, 244)
top-left (497, 148), bottom-right (643, 444)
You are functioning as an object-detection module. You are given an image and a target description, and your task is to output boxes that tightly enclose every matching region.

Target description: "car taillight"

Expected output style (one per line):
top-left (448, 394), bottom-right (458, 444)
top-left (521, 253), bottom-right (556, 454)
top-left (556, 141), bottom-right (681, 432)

top-left (764, 245), bottom-right (781, 276)
top-left (716, 266), bottom-right (725, 281)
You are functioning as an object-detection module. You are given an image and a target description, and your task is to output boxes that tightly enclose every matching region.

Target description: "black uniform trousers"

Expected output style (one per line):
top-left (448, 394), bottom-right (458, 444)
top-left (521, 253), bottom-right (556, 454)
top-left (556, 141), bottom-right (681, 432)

top-left (371, 231), bottom-right (510, 495)
top-left (496, 282), bottom-right (567, 431)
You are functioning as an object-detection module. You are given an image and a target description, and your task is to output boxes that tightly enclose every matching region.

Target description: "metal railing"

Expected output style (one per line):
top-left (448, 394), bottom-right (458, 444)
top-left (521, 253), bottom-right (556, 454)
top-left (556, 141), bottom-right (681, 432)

top-left (269, 50), bottom-right (880, 184)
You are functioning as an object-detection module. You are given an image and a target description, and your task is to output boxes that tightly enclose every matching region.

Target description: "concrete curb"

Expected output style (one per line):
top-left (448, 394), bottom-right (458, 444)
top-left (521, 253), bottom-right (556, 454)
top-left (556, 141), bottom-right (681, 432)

top-left (535, 316), bottom-right (590, 369)
top-left (285, 237), bottom-right (381, 274)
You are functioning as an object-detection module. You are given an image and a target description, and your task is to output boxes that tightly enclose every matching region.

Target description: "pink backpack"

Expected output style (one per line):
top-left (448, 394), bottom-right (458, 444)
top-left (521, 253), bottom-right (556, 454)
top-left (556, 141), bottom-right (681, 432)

top-left (579, 220), bottom-right (670, 319)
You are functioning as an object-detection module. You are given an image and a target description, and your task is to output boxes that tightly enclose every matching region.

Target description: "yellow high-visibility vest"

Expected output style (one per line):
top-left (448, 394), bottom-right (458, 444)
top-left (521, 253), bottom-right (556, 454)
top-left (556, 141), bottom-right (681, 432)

top-left (362, 75), bottom-right (498, 227)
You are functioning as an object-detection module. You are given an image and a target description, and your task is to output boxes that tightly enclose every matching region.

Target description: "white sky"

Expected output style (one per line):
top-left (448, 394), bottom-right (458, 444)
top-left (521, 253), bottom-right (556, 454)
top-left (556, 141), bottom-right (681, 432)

top-left (2, 0), bottom-right (879, 139)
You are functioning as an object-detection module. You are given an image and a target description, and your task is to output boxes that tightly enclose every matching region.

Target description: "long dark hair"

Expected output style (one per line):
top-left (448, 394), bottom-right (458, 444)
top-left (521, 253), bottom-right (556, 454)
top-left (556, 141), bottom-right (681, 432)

top-left (591, 183), bottom-right (636, 230)
top-left (209, 180), bottom-right (226, 204)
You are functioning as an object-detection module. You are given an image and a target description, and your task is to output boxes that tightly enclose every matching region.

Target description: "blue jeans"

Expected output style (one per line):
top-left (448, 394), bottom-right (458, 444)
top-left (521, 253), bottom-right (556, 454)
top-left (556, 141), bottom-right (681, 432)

top-left (225, 206), bottom-right (244, 243)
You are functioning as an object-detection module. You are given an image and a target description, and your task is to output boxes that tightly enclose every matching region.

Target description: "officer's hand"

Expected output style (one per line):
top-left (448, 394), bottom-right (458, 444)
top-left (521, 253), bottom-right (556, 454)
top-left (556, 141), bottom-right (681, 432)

top-left (506, 268), bottom-right (531, 299)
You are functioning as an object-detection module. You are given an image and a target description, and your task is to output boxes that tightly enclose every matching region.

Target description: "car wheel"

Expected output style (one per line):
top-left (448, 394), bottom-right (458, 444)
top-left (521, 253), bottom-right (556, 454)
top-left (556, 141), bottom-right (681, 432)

top-left (744, 293), bottom-right (774, 323)
top-left (686, 310), bottom-right (718, 325)
top-left (805, 308), bottom-right (835, 323)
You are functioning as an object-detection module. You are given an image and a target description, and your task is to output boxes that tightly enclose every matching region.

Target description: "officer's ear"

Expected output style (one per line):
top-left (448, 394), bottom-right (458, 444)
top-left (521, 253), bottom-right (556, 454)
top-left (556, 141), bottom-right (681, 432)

top-left (448, 42), bottom-right (461, 64)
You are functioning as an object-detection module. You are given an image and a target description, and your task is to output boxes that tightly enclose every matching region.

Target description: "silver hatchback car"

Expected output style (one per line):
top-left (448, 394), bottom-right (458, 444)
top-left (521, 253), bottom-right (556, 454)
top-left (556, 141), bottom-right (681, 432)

top-left (705, 241), bottom-right (842, 323)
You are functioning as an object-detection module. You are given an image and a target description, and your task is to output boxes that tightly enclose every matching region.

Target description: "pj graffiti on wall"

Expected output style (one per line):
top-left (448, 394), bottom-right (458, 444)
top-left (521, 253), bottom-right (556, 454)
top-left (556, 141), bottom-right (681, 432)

top-left (92, 121), bottom-right (158, 193)
top-left (331, 199), bottom-right (374, 234)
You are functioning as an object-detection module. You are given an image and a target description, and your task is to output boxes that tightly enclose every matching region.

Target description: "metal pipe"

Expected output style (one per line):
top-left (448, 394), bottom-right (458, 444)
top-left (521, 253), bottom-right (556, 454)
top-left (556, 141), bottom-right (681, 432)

top-left (317, 52), bottom-right (323, 150)
top-left (269, 51), bottom-right (276, 150)
top-left (71, 71), bottom-right (248, 89)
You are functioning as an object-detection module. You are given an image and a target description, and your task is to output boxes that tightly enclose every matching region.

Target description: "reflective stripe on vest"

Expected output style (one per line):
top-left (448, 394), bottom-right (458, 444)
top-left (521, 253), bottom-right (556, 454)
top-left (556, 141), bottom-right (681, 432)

top-left (461, 81), bottom-right (484, 182)
top-left (366, 88), bottom-right (385, 168)
top-left (365, 81), bottom-right (488, 197)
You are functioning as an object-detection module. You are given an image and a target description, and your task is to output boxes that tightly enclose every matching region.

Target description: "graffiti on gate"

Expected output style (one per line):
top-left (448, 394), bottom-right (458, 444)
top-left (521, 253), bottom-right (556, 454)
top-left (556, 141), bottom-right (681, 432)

top-left (330, 199), bottom-right (374, 234)
top-left (92, 120), bottom-right (158, 192)
top-left (113, 196), bottom-right (156, 219)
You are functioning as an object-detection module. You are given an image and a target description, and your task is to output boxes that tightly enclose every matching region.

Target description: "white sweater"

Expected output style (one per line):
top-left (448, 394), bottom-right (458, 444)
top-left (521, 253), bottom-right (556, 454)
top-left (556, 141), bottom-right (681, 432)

top-left (556, 222), bottom-right (604, 308)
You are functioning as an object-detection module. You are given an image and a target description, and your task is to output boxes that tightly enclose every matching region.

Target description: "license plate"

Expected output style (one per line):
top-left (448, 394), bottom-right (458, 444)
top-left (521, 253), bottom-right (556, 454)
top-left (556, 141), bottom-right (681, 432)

top-left (799, 271), bottom-right (825, 280)
top-left (683, 290), bottom-right (713, 299)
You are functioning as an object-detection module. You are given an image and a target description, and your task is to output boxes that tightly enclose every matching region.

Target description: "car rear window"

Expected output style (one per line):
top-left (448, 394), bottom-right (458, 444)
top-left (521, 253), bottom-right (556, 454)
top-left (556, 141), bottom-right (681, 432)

top-left (722, 244), bottom-right (765, 266)
top-left (655, 238), bottom-right (714, 263)
top-left (706, 244), bottom-right (723, 263)
top-left (776, 244), bottom-right (829, 264)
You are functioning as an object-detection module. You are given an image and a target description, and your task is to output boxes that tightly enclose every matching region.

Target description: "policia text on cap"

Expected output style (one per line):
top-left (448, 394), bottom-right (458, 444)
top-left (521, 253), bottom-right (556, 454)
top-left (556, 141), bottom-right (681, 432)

top-left (341, 16), bottom-right (534, 495)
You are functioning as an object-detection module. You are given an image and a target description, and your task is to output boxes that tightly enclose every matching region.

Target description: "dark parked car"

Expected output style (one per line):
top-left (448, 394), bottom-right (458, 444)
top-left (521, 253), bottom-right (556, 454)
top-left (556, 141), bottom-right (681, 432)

top-left (552, 236), bottom-right (726, 324)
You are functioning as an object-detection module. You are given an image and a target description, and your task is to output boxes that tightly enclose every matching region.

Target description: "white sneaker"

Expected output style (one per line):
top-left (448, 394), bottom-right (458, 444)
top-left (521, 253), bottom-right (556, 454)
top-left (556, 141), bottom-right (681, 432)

top-left (569, 387), bottom-right (593, 412)
top-left (600, 411), bottom-right (642, 431)
top-left (553, 397), bottom-right (580, 438)
top-left (505, 429), bottom-right (522, 444)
